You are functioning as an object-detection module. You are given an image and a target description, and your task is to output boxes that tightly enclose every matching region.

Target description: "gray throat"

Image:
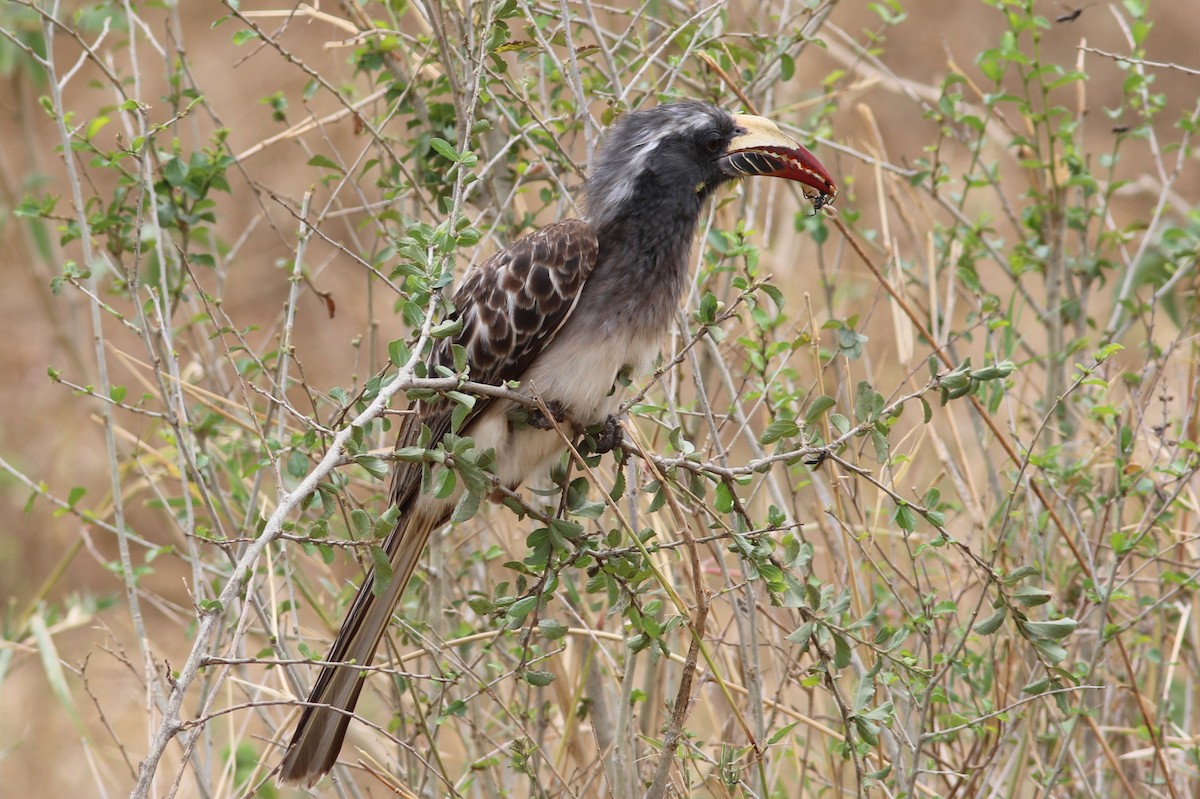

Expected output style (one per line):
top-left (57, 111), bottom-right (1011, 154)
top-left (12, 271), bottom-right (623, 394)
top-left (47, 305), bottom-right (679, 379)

top-left (575, 190), bottom-right (706, 342)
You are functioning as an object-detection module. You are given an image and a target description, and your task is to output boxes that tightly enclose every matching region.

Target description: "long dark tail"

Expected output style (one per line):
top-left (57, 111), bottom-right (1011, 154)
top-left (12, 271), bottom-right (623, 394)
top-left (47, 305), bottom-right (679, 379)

top-left (278, 509), bottom-right (442, 786)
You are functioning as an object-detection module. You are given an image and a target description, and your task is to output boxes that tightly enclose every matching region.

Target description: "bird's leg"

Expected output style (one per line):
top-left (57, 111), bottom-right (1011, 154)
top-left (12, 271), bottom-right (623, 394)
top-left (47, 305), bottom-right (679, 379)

top-left (588, 415), bottom-right (624, 454)
top-left (526, 400), bottom-right (569, 431)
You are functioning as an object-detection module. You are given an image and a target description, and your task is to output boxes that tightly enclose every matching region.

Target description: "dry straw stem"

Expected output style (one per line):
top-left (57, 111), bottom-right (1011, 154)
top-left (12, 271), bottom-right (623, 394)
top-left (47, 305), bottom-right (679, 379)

top-left (833, 213), bottom-right (1186, 799)
top-left (119, 5), bottom-right (495, 794)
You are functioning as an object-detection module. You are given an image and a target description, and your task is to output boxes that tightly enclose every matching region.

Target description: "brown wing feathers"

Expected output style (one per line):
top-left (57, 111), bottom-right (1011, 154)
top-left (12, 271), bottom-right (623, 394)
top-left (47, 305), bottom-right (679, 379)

top-left (278, 218), bottom-right (597, 786)
top-left (395, 219), bottom-right (598, 510)
top-left (453, 218), bottom-right (597, 386)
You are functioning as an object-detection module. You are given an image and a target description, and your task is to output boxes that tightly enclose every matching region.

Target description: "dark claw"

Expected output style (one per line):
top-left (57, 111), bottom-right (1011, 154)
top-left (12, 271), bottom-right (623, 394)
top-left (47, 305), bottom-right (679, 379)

top-left (591, 415), bottom-right (624, 454)
top-left (528, 400), bottom-right (568, 431)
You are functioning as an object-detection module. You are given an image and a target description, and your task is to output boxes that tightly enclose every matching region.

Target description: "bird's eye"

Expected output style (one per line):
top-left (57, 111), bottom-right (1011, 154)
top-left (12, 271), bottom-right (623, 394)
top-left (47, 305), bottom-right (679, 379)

top-left (702, 133), bottom-right (725, 154)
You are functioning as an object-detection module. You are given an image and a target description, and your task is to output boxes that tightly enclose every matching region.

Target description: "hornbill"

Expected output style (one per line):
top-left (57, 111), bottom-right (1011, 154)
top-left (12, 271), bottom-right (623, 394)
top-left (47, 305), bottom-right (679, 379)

top-left (279, 100), bottom-right (837, 785)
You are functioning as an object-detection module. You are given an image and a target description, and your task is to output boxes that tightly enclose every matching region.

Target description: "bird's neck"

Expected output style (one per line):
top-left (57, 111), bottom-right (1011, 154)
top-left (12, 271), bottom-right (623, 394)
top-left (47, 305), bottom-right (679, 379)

top-left (581, 190), bottom-right (707, 341)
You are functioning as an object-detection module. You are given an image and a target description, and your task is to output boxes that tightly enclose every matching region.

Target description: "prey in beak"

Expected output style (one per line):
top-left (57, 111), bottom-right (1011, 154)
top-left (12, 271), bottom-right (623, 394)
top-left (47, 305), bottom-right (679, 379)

top-left (721, 114), bottom-right (837, 212)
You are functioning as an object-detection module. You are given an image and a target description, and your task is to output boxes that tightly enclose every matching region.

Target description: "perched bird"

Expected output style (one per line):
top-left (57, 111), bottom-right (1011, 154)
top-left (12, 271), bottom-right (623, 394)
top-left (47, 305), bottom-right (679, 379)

top-left (279, 100), bottom-right (837, 785)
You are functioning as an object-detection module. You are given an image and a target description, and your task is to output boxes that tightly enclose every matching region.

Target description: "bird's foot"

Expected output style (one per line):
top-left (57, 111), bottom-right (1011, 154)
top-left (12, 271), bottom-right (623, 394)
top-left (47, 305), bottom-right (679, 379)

top-left (527, 400), bottom-right (569, 431)
top-left (587, 415), bottom-right (624, 455)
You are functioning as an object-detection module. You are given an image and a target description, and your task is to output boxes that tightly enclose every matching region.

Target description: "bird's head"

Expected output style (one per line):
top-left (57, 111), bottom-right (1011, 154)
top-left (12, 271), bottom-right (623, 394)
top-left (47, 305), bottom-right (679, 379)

top-left (584, 101), bottom-right (837, 229)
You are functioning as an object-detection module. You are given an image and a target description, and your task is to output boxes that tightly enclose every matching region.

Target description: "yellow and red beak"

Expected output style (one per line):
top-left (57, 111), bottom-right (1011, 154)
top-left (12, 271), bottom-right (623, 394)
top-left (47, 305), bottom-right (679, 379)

top-left (721, 114), bottom-right (837, 210)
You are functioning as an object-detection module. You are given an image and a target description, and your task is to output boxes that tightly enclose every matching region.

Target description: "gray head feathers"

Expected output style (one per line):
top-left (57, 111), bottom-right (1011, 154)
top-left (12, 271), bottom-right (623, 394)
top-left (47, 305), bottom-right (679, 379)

top-left (582, 101), bottom-right (736, 230)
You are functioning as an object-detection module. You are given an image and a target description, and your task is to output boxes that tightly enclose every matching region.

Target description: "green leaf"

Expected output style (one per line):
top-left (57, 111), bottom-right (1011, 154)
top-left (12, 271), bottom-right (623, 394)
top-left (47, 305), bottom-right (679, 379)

top-left (350, 508), bottom-right (372, 538)
top-left (85, 115), bottom-right (110, 140)
top-left (468, 596), bottom-right (494, 615)
top-left (803, 395), bottom-right (836, 424)
top-left (1004, 565), bottom-right (1041, 583)
top-left (1022, 676), bottom-right (1052, 695)
top-left (161, 157), bottom-right (187, 187)
top-left (287, 449), bottom-right (308, 479)
top-left (1033, 639), bottom-right (1069, 663)
top-left (432, 466), bottom-right (456, 499)
top-left (451, 486), bottom-right (482, 523)
top-left (779, 52), bottom-right (795, 81)
top-left (450, 401), bottom-right (472, 433)
top-left (865, 765), bottom-right (892, 783)
top-left (369, 546), bottom-right (394, 595)
top-left (388, 338), bottom-right (410, 368)
top-left (429, 137), bottom-right (459, 162)
top-left (714, 481), bottom-right (735, 513)
top-left (854, 715), bottom-right (879, 746)
top-left (15, 194), bottom-right (58, 219)
top-left (760, 282), bottom-right (785, 309)
top-left (538, 618), bottom-right (569, 640)
top-left (457, 227), bottom-right (481, 247)
top-left (454, 456), bottom-right (490, 496)
top-left (24, 487), bottom-right (40, 514)
top-left (829, 413), bottom-right (850, 437)
top-left (1012, 586), bottom-right (1052, 607)
top-left (701, 291), bottom-right (719, 320)
top-left (66, 485), bottom-right (86, 508)
top-left (769, 722), bottom-right (799, 746)
top-left (430, 317), bottom-right (464, 338)
top-left (870, 428), bottom-right (889, 464)
top-left (505, 595), bottom-right (538, 623)
top-left (854, 381), bottom-right (883, 423)
top-left (832, 633), bottom-right (852, 670)
top-left (970, 360), bottom-right (1015, 381)
top-left (785, 621), bottom-right (814, 649)
top-left (760, 419), bottom-right (799, 445)
top-left (1021, 617), bottom-right (1078, 641)
top-left (974, 606), bottom-right (1007, 635)
top-left (30, 614), bottom-right (85, 733)
top-left (523, 669), bottom-right (556, 686)
top-left (355, 455), bottom-right (389, 480)
top-left (446, 390), bottom-right (476, 410)
top-left (307, 154), bottom-right (344, 172)
top-left (392, 446), bottom-right (427, 463)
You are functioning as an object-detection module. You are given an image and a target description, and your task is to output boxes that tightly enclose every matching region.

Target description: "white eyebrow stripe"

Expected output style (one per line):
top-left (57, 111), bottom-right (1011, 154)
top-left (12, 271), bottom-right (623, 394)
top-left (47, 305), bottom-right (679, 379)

top-left (602, 116), bottom-right (712, 206)
top-left (617, 137), bottom-right (662, 187)
top-left (585, 104), bottom-right (729, 227)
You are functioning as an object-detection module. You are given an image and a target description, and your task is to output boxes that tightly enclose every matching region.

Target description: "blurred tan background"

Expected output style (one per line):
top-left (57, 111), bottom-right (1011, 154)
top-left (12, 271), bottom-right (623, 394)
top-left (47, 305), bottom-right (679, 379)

top-left (1, 0), bottom-right (1196, 795)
